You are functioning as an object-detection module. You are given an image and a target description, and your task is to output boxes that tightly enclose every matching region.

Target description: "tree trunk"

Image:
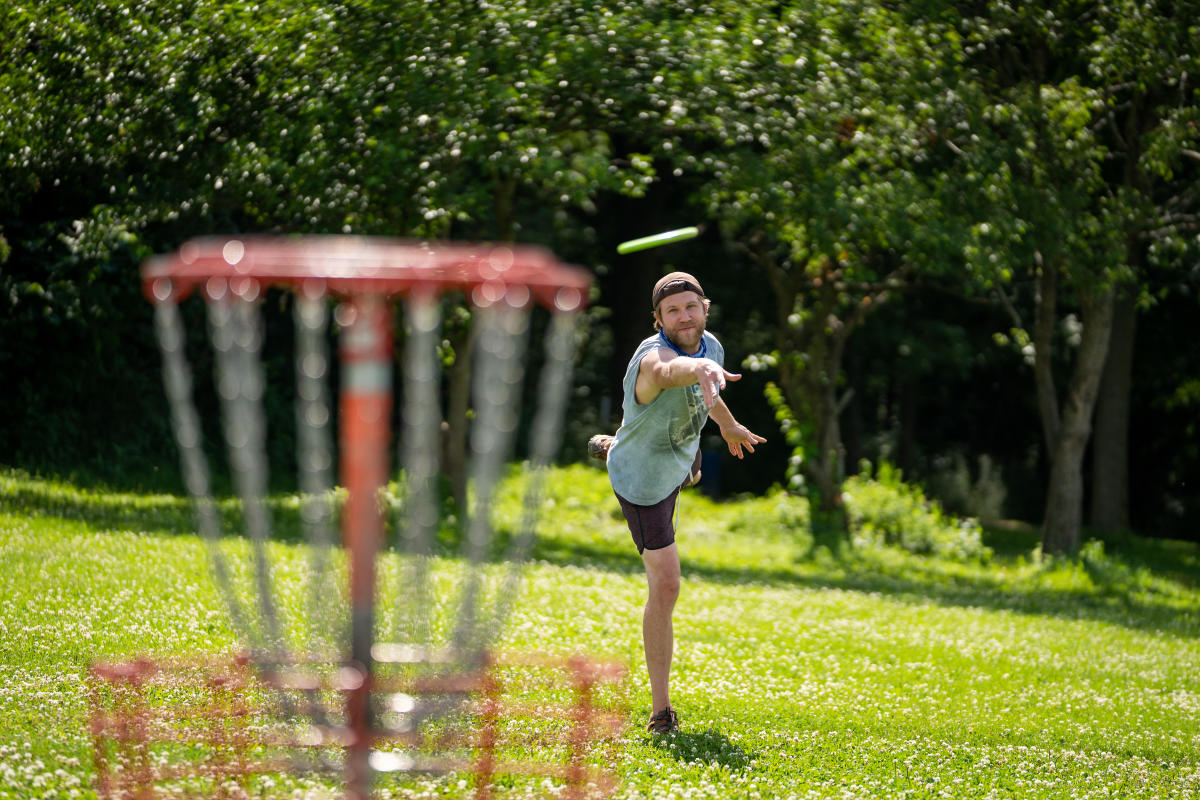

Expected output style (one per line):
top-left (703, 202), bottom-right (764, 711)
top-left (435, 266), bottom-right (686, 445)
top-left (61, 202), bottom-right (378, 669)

top-left (1090, 289), bottom-right (1136, 531)
top-left (443, 318), bottom-right (475, 514)
top-left (805, 368), bottom-right (845, 508)
top-left (1042, 287), bottom-right (1116, 554)
top-left (805, 378), bottom-right (849, 548)
top-left (843, 345), bottom-right (863, 471)
top-left (442, 176), bottom-right (516, 512)
top-left (1032, 254), bottom-right (1061, 453)
top-left (756, 247), bottom-right (859, 546)
top-left (494, 175), bottom-right (516, 242)
top-left (799, 277), bottom-right (851, 544)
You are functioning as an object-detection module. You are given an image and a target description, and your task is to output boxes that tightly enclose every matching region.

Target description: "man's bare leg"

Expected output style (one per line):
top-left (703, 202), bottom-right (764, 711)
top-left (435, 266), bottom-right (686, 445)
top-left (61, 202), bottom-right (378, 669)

top-left (641, 543), bottom-right (681, 714)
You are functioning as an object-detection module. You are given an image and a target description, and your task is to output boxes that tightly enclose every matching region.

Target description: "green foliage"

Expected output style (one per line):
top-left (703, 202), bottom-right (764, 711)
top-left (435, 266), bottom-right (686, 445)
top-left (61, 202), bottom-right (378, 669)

top-left (763, 380), bottom-right (809, 492)
top-left (845, 461), bottom-right (993, 563)
top-left (0, 0), bottom-right (1197, 537)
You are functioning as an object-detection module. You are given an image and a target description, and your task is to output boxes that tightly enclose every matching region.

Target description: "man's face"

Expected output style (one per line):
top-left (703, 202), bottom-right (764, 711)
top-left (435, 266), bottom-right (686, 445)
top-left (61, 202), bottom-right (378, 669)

top-left (654, 290), bottom-right (708, 354)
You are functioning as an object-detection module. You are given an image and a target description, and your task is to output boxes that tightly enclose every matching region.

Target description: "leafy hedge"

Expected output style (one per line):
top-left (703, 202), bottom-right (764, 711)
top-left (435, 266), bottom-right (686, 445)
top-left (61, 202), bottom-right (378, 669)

top-left (844, 461), bottom-right (992, 563)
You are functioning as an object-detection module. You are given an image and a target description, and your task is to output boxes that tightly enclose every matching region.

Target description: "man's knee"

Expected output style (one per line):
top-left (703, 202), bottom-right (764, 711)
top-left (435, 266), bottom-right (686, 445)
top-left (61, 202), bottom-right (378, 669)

top-left (653, 577), bottom-right (680, 606)
top-left (646, 561), bottom-right (681, 602)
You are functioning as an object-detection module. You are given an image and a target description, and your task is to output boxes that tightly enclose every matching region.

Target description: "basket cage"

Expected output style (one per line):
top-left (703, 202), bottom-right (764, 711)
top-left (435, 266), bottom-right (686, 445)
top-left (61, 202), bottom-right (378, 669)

top-left (109, 236), bottom-right (621, 799)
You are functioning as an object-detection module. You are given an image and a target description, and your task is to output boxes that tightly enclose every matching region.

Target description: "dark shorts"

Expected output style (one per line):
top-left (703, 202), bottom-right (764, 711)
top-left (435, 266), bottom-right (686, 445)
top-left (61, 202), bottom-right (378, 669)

top-left (615, 450), bottom-right (702, 554)
top-left (616, 486), bottom-right (682, 554)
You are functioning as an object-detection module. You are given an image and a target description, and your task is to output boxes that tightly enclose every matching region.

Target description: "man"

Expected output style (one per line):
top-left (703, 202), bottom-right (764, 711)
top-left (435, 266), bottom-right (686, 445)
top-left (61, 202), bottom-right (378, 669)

top-left (590, 271), bottom-right (766, 734)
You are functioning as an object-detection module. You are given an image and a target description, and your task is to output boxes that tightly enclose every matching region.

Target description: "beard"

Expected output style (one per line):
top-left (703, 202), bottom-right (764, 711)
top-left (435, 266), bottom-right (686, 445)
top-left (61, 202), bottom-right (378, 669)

top-left (663, 319), bottom-right (706, 354)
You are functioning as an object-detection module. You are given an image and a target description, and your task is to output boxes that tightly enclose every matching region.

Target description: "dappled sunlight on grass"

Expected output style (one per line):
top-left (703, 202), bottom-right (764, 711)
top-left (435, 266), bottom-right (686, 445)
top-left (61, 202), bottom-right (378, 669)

top-left (515, 465), bottom-right (1200, 638)
top-left (3, 464), bottom-right (1200, 798)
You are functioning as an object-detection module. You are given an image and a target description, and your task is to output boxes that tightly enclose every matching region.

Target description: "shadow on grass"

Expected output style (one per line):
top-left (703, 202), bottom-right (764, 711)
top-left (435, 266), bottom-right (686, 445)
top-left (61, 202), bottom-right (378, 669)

top-left (527, 530), bottom-right (1200, 641)
top-left (529, 536), bottom-right (645, 577)
top-left (649, 727), bottom-right (755, 770)
top-left (8, 467), bottom-right (1199, 641)
top-left (1, 478), bottom-right (195, 533)
top-left (0, 477), bottom-right (315, 540)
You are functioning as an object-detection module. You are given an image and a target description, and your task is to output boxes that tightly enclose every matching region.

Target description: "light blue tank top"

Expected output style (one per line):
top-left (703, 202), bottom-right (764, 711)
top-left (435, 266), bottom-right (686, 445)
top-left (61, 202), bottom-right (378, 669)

top-left (607, 331), bottom-right (724, 505)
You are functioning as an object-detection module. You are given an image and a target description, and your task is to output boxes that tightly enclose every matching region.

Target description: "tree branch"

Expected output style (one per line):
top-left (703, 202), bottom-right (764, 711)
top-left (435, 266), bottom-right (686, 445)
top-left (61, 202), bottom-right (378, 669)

top-left (1164, 183), bottom-right (1200, 211)
top-left (1159, 211), bottom-right (1200, 225)
top-left (994, 284), bottom-right (1023, 329)
top-left (1141, 211), bottom-right (1200, 239)
top-left (1145, 220), bottom-right (1200, 238)
top-left (836, 386), bottom-right (855, 415)
top-left (843, 267), bottom-right (908, 332)
top-left (1105, 109), bottom-right (1129, 150)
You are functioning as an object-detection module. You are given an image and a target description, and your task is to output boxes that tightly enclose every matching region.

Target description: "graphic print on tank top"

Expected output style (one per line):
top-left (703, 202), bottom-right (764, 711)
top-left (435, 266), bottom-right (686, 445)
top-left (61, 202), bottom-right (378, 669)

top-left (668, 383), bottom-right (707, 450)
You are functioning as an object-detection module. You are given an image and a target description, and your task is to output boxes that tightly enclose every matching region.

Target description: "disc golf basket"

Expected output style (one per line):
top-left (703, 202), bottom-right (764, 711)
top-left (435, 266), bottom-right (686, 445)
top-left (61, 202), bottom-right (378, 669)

top-left (88, 236), bottom-right (626, 799)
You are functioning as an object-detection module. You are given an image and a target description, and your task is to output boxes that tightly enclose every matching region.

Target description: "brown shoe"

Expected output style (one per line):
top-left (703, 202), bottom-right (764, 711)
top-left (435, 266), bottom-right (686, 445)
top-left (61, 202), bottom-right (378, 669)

top-left (587, 434), bottom-right (615, 461)
top-left (646, 706), bottom-right (678, 734)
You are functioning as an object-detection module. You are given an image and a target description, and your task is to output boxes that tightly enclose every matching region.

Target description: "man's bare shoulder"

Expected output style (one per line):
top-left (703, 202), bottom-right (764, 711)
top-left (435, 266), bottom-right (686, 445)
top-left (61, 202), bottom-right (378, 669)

top-left (635, 346), bottom-right (679, 405)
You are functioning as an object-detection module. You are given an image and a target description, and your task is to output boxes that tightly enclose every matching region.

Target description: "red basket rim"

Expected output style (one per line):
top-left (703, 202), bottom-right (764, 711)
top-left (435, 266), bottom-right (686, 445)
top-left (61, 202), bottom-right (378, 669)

top-left (142, 235), bottom-right (591, 310)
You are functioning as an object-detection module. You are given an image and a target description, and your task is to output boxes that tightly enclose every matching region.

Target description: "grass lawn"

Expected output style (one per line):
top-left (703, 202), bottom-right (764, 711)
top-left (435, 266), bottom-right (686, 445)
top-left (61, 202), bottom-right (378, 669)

top-left (2, 464), bottom-right (1199, 799)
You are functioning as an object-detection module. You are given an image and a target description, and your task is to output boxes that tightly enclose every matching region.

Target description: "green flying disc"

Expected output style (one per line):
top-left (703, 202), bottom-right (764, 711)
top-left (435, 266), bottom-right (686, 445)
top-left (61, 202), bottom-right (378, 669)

top-left (616, 226), bottom-right (700, 255)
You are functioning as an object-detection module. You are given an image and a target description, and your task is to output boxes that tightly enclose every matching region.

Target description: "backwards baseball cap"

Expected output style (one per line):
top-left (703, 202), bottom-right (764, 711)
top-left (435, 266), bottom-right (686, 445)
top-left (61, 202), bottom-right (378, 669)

top-left (651, 271), bottom-right (705, 309)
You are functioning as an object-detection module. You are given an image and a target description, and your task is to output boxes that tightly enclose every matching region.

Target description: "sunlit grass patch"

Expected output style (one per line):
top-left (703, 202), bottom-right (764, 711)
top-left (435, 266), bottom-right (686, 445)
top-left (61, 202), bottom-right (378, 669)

top-left (2, 465), bottom-right (1200, 798)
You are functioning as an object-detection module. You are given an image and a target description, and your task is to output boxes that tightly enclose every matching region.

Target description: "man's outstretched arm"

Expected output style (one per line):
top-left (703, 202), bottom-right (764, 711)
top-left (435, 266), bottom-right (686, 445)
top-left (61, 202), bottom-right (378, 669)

top-left (709, 398), bottom-right (767, 459)
top-left (636, 348), bottom-right (740, 407)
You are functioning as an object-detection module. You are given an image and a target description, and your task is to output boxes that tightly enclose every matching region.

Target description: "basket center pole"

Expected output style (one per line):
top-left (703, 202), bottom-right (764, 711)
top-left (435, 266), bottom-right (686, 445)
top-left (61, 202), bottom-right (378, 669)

top-left (338, 293), bottom-right (393, 799)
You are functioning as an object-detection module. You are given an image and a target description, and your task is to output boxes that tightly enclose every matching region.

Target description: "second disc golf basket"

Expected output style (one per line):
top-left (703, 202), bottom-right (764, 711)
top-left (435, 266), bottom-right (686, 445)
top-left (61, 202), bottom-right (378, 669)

top-left (90, 236), bottom-right (625, 799)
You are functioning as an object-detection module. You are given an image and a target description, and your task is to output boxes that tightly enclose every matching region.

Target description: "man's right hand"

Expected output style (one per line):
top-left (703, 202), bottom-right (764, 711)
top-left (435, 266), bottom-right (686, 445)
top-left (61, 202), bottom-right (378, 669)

top-left (694, 359), bottom-right (740, 408)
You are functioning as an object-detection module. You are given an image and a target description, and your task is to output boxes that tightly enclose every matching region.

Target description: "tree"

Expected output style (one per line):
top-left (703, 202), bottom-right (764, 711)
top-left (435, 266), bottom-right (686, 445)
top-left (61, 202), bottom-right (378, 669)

top-left (693, 0), bottom-right (974, 543)
top-left (0, 0), bottom-right (694, 488)
top-left (0, 0), bottom-right (370, 477)
top-left (335, 0), bottom-right (718, 504)
top-left (1084, 5), bottom-right (1200, 532)
top-left (957, 1), bottom-right (1199, 553)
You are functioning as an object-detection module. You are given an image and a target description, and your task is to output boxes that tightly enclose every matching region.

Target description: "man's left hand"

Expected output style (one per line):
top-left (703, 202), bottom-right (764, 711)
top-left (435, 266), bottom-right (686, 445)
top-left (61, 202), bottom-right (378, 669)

top-left (720, 424), bottom-right (767, 459)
